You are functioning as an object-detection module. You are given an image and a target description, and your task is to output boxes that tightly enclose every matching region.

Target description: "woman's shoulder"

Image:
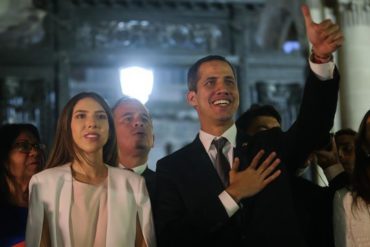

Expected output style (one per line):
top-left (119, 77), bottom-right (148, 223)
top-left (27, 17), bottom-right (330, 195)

top-left (31, 163), bottom-right (71, 182)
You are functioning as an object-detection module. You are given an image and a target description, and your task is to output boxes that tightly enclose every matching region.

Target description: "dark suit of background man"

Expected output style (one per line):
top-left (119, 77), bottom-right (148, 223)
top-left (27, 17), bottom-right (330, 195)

top-left (154, 5), bottom-right (344, 247)
top-left (235, 104), bottom-right (349, 247)
top-left (113, 96), bottom-right (156, 202)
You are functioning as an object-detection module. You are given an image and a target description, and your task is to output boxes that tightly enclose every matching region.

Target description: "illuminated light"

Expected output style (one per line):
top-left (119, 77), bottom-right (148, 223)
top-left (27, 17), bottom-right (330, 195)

top-left (283, 41), bottom-right (300, 54)
top-left (119, 66), bottom-right (153, 104)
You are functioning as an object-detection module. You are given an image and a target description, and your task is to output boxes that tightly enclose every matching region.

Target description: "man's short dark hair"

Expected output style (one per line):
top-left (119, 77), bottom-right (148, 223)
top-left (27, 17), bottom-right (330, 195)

top-left (187, 55), bottom-right (237, 92)
top-left (334, 128), bottom-right (357, 139)
top-left (236, 104), bottom-right (282, 132)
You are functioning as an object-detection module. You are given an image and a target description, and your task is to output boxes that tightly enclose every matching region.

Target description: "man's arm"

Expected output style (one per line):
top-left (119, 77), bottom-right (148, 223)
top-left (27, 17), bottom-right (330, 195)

top-left (283, 5), bottom-right (343, 171)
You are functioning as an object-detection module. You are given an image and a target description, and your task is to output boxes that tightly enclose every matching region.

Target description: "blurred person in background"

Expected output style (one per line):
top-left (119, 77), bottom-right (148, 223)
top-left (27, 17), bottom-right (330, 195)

top-left (0, 123), bottom-right (45, 247)
top-left (334, 128), bottom-right (357, 175)
top-left (113, 96), bottom-right (156, 202)
top-left (237, 104), bottom-right (347, 247)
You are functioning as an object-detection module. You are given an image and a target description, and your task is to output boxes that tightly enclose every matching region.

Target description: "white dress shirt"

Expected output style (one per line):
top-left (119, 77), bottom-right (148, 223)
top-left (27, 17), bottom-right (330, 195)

top-left (119, 162), bottom-right (148, 175)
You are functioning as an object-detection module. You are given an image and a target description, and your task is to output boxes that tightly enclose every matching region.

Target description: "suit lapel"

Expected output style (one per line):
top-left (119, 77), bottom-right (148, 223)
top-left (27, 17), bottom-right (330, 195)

top-left (234, 130), bottom-right (252, 171)
top-left (188, 135), bottom-right (225, 192)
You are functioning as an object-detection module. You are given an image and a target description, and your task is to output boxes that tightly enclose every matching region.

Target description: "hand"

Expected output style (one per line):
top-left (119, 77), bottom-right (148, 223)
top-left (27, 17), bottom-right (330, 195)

top-left (226, 150), bottom-right (281, 202)
top-left (301, 4), bottom-right (344, 57)
top-left (315, 138), bottom-right (340, 169)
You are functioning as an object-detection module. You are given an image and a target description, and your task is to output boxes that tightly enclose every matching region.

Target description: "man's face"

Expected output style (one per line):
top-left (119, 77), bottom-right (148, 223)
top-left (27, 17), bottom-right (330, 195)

top-left (246, 116), bottom-right (281, 136)
top-left (335, 134), bottom-right (356, 174)
top-left (114, 101), bottom-right (154, 157)
top-left (187, 60), bottom-right (239, 131)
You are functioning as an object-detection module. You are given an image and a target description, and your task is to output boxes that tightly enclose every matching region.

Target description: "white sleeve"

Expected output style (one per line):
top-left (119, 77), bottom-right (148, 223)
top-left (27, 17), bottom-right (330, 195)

top-left (308, 59), bottom-right (335, 80)
top-left (26, 175), bottom-right (44, 247)
top-left (136, 177), bottom-right (156, 247)
top-left (218, 190), bottom-right (240, 217)
top-left (333, 190), bottom-right (347, 247)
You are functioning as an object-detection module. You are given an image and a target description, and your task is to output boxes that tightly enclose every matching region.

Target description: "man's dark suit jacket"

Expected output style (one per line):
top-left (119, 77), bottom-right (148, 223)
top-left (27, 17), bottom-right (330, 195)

top-left (292, 171), bottom-right (348, 247)
top-left (142, 167), bottom-right (156, 204)
top-left (154, 68), bottom-right (339, 247)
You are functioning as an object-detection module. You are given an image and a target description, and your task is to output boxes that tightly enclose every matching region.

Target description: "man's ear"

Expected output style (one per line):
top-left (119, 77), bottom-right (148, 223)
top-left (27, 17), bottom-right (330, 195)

top-left (187, 91), bottom-right (198, 108)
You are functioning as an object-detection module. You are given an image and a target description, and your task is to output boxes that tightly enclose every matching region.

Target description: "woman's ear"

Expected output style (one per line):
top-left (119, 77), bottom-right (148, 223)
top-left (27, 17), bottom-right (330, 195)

top-left (187, 91), bottom-right (198, 108)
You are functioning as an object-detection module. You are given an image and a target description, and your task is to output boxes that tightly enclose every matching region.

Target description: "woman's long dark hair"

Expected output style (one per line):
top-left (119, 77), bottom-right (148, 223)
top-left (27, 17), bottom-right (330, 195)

top-left (46, 92), bottom-right (118, 168)
top-left (352, 109), bottom-right (370, 207)
top-left (0, 123), bottom-right (44, 205)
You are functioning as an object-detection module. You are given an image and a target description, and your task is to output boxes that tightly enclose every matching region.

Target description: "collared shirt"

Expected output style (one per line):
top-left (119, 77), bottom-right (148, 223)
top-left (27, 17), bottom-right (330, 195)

top-left (199, 124), bottom-right (237, 168)
top-left (119, 163), bottom-right (147, 175)
top-left (197, 59), bottom-right (335, 218)
top-left (199, 124), bottom-right (240, 217)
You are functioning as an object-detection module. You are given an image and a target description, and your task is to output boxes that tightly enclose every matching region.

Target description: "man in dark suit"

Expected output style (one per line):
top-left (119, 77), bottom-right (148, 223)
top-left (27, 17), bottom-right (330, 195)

top-left (113, 96), bottom-right (156, 201)
top-left (236, 104), bottom-right (348, 247)
top-left (155, 5), bottom-right (344, 247)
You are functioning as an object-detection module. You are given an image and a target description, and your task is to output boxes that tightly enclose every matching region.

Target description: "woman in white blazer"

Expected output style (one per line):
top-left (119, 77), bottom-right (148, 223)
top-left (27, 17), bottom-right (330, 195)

top-left (26, 92), bottom-right (156, 247)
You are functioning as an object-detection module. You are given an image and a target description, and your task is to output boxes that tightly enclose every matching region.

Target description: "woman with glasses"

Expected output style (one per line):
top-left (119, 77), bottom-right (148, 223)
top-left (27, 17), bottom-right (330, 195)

top-left (26, 92), bottom-right (155, 247)
top-left (0, 123), bottom-right (45, 247)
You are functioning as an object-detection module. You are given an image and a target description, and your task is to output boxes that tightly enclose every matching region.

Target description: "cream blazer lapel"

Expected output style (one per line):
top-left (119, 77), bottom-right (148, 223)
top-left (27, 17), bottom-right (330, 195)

top-left (106, 166), bottom-right (137, 246)
top-left (106, 166), bottom-right (156, 247)
top-left (56, 165), bottom-right (73, 246)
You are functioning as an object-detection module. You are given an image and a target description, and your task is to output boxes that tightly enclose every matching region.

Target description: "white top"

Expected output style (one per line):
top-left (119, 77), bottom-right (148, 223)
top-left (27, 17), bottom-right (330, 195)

top-left (26, 163), bottom-right (156, 247)
top-left (71, 178), bottom-right (107, 247)
top-left (333, 188), bottom-right (370, 247)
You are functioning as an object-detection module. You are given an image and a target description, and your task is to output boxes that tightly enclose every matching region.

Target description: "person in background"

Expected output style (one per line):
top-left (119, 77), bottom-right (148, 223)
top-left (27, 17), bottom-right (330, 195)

top-left (236, 104), bottom-right (348, 247)
top-left (334, 128), bottom-right (357, 175)
top-left (0, 123), bottom-right (45, 247)
top-left (112, 96), bottom-right (156, 202)
top-left (334, 109), bottom-right (370, 247)
top-left (26, 92), bottom-right (156, 247)
top-left (235, 104), bottom-right (281, 136)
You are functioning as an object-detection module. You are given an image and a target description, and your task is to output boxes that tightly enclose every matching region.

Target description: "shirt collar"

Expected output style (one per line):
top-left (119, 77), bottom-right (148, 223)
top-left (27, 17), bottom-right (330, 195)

top-left (199, 124), bottom-right (237, 152)
top-left (118, 162), bottom-right (148, 175)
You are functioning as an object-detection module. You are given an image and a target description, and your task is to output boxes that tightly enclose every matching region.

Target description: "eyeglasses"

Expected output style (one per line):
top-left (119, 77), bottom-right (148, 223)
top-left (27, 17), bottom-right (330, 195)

top-left (12, 141), bottom-right (46, 153)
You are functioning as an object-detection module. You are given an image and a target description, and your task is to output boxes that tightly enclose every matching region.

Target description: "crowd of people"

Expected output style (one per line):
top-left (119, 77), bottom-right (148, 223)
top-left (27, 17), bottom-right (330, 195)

top-left (0, 4), bottom-right (369, 247)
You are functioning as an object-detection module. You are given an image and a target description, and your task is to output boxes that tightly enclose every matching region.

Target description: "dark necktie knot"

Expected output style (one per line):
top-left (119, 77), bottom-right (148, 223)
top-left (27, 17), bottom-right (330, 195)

top-left (213, 137), bottom-right (228, 151)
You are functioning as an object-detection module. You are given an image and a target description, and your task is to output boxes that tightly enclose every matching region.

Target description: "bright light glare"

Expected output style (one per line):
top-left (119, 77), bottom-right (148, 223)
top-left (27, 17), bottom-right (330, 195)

top-left (119, 67), bottom-right (153, 104)
top-left (283, 41), bottom-right (300, 54)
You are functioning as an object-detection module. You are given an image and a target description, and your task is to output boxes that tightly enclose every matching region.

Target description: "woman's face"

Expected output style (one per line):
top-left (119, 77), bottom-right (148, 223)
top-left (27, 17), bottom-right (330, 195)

top-left (71, 97), bottom-right (109, 154)
top-left (7, 131), bottom-right (43, 182)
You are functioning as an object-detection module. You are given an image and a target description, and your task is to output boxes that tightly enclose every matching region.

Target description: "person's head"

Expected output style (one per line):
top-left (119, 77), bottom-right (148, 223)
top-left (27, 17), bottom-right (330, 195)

top-left (0, 123), bottom-right (45, 205)
top-left (351, 110), bottom-right (370, 206)
top-left (112, 96), bottom-right (154, 163)
top-left (186, 55), bottom-right (239, 133)
top-left (236, 104), bottom-right (281, 136)
top-left (334, 128), bottom-right (357, 174)
top-left (47, 92), bottom-right (118, 168)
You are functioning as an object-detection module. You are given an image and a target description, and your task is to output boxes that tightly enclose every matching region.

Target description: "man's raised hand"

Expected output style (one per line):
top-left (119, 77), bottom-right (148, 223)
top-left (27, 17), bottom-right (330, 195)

top-left (301, 4), bottom-right (344, 58)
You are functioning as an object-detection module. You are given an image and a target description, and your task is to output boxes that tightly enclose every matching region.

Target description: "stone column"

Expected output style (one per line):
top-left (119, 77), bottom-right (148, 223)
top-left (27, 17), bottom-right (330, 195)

top-left (337, 0), bottom-right (370, 130)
